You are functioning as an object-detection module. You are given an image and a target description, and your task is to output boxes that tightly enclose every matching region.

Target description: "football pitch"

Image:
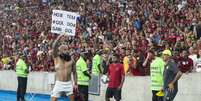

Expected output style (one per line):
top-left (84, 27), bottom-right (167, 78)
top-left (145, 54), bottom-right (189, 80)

top-left (0, 90), bottom-right (69, 101)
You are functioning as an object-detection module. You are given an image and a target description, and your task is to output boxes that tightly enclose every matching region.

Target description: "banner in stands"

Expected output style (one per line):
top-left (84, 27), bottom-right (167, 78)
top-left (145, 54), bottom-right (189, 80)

top-left (51, 10), bottom-right (79, 36)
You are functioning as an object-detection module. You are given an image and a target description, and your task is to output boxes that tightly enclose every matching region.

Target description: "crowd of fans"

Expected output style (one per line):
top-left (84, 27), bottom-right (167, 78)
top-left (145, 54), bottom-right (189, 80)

top-left (0, 0), bottom-right (201, 76)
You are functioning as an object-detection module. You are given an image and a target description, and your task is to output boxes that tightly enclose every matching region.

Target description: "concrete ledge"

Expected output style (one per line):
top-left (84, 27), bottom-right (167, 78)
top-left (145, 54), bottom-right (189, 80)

top-left (91, 73), bottom-right (201, 101)
top-left (0, 70), bottom-right (53, 94)
top-left (0, 70), bottom-right (201, 101)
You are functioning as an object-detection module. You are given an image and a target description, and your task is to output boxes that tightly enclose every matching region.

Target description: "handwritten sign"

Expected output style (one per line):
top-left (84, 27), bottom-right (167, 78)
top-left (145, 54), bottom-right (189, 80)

top-left (51, 10), bottom-right (80, 36)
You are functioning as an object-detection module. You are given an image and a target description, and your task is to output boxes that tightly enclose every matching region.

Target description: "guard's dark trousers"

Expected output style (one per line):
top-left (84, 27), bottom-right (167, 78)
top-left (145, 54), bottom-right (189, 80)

top-left (17, 77), bottom-right (27, 101)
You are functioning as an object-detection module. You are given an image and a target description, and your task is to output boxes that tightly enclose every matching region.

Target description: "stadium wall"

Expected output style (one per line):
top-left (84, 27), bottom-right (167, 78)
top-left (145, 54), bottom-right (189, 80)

top-left (0, 70), bottom-right (200, 101)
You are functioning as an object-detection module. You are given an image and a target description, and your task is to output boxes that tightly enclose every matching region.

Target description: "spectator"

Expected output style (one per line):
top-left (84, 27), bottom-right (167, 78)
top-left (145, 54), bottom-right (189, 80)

top-left (0, 0), bottom-right (200, 76)
top-left (123, 49), bottom-right (130, 74)
top-left (195, 49), bottom-right (201, 72)
top-left (178, 50), bottom-right (193, 73)
top-left (188, 47), bottom-right (197, 71)
top-left (196, 21), bottom-right (201, 39)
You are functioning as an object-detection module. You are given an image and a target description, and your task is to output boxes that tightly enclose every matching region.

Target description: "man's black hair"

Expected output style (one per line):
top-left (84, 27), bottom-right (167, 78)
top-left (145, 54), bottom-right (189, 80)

top-left (59, 53), bottom-right (71, 61)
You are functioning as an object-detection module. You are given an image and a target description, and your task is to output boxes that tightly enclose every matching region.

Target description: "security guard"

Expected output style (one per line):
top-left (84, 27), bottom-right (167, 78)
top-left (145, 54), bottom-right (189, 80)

top-left (76, 52), bottom-right (91, 101)
top-left (149, 49), bottom-right (165, 101)
top-left (92, 50), bottom-right (102, 75)
top-left (16, 53), bottom-right (29, 101)
top-left (90, 50), bottom-right (103, 95)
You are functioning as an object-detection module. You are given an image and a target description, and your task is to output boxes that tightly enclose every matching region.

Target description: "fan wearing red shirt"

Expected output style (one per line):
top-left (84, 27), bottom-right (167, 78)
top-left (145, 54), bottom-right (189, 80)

top-left (106, 54), bottom-right (125, 101)
top-left (178, 50), bottom-right (193, 73)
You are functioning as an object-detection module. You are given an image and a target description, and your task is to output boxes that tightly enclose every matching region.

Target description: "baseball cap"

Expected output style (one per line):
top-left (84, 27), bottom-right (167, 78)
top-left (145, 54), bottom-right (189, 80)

top-left (156, 91), bottom-right (164, 97)
top-left (104, 47), bottom-right (110, 51)
top-left (162, 49), bottom-right (172, 56)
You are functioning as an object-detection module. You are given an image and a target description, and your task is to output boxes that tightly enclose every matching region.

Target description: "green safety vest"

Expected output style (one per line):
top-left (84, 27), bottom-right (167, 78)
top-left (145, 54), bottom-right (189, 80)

top-left (92, 54), bottom-right (102, 75)
top-left (16, 58), bottom-right (28, 77)
top-left (76, 56), bottom-right (89, 86)
top-left (150, 57), bottom-right (165, 90)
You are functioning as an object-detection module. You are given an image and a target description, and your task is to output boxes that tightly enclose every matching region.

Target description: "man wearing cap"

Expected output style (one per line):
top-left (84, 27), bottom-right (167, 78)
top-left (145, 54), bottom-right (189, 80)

top-left (162, 50), bottom-right (183, 101)
top-left (147, 49), bottom-right (165, 101)
top-left (76, 52), bottom-right (91, 101)
top-left (16, 53), bottom-right (29, 101)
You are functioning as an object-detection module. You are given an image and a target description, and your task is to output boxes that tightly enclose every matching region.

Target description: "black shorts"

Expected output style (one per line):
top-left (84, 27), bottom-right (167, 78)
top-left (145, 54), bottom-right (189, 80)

top-left (106, 87), bottom-right (122, 100)
top-left (78, 85), bottom-right (88, 101)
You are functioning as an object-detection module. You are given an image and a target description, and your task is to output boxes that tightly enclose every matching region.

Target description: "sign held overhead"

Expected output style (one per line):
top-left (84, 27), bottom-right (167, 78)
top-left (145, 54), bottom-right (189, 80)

top-left (51, 10), bottom-right (80, 36)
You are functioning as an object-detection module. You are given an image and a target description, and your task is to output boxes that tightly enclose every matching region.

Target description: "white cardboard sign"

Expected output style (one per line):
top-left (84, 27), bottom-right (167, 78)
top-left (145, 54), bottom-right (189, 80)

top-left (51, 10), bottom-right (80, 36)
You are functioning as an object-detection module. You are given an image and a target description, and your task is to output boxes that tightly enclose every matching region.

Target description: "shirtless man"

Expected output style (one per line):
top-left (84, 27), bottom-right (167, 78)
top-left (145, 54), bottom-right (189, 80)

top-left (51, 34), bottom-right (77, 101)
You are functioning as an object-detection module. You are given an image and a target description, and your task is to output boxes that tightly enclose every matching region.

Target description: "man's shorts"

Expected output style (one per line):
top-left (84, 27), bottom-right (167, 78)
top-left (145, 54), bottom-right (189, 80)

top-left (51, 81), bottom-right (73, 98)
top-left (106, 87), bottom-right (122, 100)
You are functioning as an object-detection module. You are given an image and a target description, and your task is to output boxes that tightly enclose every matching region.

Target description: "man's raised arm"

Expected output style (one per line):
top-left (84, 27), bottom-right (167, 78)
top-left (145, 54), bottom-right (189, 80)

top-left (52, 34), bottom-right (63, 58)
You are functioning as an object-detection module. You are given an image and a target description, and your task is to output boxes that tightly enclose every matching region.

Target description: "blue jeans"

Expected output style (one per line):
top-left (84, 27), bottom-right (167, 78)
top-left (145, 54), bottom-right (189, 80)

top-left (163, 88), bottom-right (178, 101)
